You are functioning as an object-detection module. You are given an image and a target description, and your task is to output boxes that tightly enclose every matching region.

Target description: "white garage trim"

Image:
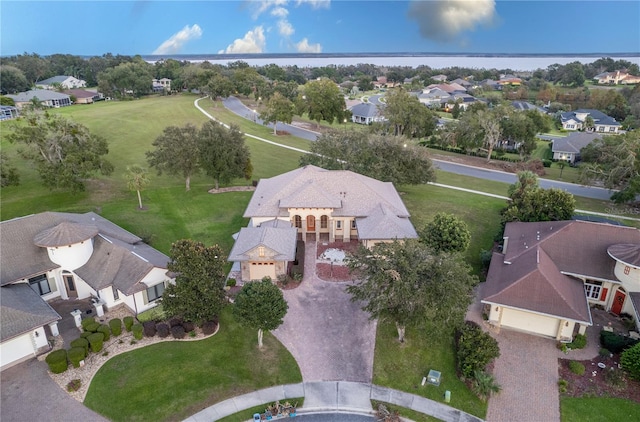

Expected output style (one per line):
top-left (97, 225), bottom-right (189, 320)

top-left (249, 262), bottom-right (276, 281)
top-left (500, 307), bottom-right (561, 338)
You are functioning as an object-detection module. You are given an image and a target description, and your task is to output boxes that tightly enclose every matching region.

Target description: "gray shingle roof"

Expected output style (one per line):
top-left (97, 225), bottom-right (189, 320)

top-left (551, 132), bottom-right (602, 154)
top-left (511, 101), bottom-right (546, 113)
top-left (6, 89), bottom-right (70, 102)
top-left (349, 102), bottom-right (383, 119)
top-left (33, 222), bottom-right (99, 247)
top-left (560, 109), bottom-right (620, 127)
top-left (1, 283), bottom-right (61, 342)
top-left (37, 76), bottom-right (71, 85)
top-left (228, 221), bottom-right (298, 262)
top-left (356, 204), bottom-right (418, 240)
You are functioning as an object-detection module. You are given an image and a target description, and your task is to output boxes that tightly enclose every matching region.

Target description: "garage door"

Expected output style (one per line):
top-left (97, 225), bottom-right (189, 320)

top-left (250, 262), bottom-right (276, 281)
top-left (501, 308), bottom-right (560, 338)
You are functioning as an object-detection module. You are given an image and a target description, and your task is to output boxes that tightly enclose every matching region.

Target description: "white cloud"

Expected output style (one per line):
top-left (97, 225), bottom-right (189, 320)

top-left (295, 0), bottom-right (330, 9)
top-left (278, 19), bottom-right (295, 36)
top-left (271, 6), bottom-right (289, 18)
top-left (153, 24), bottom-right (202, 55)
top-left (295, 38), bottom-right (322, 53)
top-left (252, 0), bottom-right (288, 19)
top-left (408, 0), bottom-right (497, 43)
top-left (219, 26), bottom-right (266, 54)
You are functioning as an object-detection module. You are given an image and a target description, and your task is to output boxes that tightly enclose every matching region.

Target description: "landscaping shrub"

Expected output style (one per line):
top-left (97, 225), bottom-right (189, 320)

top-left (87, 332), bottom-right (105, 353)
top-left (45, 349), bottom-right (68, 374)
top-left (621, 342), bottom-right (640, 380)
top-left (109, 318), bottom-right (122, 336)
top-left (599, 347), bottom-right (611, 357)
top-left (182, 321), bottom-right (195, 333)
top-left (70, 337), bottom-right (89, 355)
top-left (202, 319), bottom-right (218, 335)
top-left (471, 370), bottom-right (501, 402)
top-left (132, 323), bottom-right (143, 340)
top-left (171, 325), bottom-right (186, 339)
top-left (67, 347), bottom-right (86, 368)
top-left (226, 278), bottom-right (237, 287)
top-left (558, 379), bottom-right (569, 393)
top-left (81, 316), bottom-right (96, 330)
top-left (156, 322), bottom-right (170, 338)
top-left (80, 331), bottom-right (92, 339)
top-left (66, 379), bottom-right (81, 392)
top-left (169, 317), bottom-right (183, 328)
top-left (137, 305), bottom-right (165, 323)
top-left (143, 321), bottom-right (157, 337)
top-left (84, 321), bottom-right (100, 333)
top-left (568, 360), bottom-right (585, 376)
top-left (97, 324), bottom-right (111, 341)
top-left (604, 367), bottom-right (626, 388)
top-left (600, 330), bottom-right (639, 353)
top-left (568, 334), bottom-right (587, 350)
top-left (123, 316), bottom-right (134, 332)
top-left (455, 321), bottom-right (500, 379)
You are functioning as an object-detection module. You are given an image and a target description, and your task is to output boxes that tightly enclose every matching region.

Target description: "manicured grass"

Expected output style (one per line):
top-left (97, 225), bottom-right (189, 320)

top-left (217, 398), bottom-right (304, 422)
top-left (84, 307), bottom-right (302, 422)
top-left (373, 321), bottom-right (487, 419)
top-left (560, 397), bottom-right (640, 422)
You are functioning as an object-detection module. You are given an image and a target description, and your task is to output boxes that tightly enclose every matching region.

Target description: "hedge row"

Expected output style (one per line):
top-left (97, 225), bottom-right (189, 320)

top-left (290, 240), bottom-right (305, 279)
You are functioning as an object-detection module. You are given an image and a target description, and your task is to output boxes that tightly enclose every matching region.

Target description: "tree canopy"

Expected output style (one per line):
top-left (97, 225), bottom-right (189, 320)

top-left (419, 212), bottom-right (471, 254)
top-left (233, 278), bottom-right (289, 348)
top-left (0, 65), bottom-right (30, 94)
top-left (97, 60), bottom-right (153, 98)
top-left (298, 78), bottom-right (346, 128)
top-left (125, 165), bottom-right (150, 209)
top-left (7, 111), bottom-right (113, 192)
top-left (300, 130), bottom-right (435, 185)
top-left (198, 121), bottom-right (251, 190)
top-left (260, 92), bottom-right (295, 134)
top-left (382, 88), bottom-right (437, 138)
top-left (347, 239), bottom-right (477, 342)
top-left (162, 239), bottom-right (227, 325)
top-left (0, 152), bottom-right (20, 187)
top-left (146, 124), bottom-right (200, 191)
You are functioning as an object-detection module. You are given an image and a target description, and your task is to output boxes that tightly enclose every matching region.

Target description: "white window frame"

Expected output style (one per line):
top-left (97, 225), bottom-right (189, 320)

top-left (29, 274), bottom-right (51, 296)
top-left (146, 282), bottom-right (165, 302)
top-left (585, 281), bottom-right (602, 300)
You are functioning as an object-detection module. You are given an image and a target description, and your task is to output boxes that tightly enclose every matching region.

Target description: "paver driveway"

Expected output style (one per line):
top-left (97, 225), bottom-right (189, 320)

top-left (273, 240), bottom-right (376, 382)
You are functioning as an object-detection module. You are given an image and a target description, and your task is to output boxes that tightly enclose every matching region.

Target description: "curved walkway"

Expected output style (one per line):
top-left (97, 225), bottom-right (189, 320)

top-left (183, 381), bottom-right (483, 422)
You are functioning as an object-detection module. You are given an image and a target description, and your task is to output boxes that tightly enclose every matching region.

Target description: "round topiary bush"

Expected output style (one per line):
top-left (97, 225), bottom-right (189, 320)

top-left (84, 321), bottom-right (100, 333)
top-left (70, 337), bottom-right (89, 355)
top-left (132, 323), bottom-right (143, 340)
top-left (80, 331), bottom-right (92, 339)
top-left (67, 347), bottom-right (86, 368)
top-left (45, 349), bottom-right (68, 374)
top-left (182, 321), bottom-right (195, 333)
top-left (109, 318), bottom-right (122, 336)
top-left (123, 316), bottom-right (134, 332)
top-left (97, 324), bottom-right (111, 342)
top-left (169, 317), bottom-right (183, 328)
top-left (143, 321), bottom-right (157, 337)
top-left (156, 323), bottom-right (170, 338)
top-left (81, 316), bottom-right (96, 330)
top-left (201, 320), bottom-right (218, 335)
top-left (87, 332), bottom-right (105, 353)
top-left (171, 325), bottom-right (185, 339)
top-left (568, 360), bottom-right (585, 376)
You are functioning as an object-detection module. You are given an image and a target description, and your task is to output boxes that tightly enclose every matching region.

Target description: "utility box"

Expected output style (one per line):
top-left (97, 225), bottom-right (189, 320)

top-left (445, 390), bottom-right (451, 403)
top-left (427, 369), bottom-right (441, 386)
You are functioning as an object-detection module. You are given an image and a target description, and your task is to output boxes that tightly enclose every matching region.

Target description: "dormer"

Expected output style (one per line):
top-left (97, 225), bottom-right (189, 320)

top-left (33, 222), bottom-right (98, 270)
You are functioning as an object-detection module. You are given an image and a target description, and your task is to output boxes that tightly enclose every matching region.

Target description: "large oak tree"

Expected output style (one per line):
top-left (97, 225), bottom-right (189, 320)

top-left (198, 121), bottom-right (251, 190)
top-left (146, 124), bottom-right (200, 191)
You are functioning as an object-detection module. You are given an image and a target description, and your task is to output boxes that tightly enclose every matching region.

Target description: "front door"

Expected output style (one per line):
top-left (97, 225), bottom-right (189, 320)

top-left (611, 289), bottom-right (626, 315)
top-left (306, 215), bottom-right (315, 232)
top-left (64, 274), bottom-right (78, 298)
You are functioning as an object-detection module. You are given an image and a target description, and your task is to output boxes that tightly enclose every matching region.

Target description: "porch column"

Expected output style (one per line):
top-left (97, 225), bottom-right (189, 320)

top-left (49, 321), bottom-right (60, 337)
top-left (578, 324), bottom-right (587, 336)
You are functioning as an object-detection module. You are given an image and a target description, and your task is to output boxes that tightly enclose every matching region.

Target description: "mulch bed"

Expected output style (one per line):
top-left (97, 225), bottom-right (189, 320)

top-left (316, 240), bottom-right (360, 282)
top-left (558, 355), bottom-right (640, 403)
top-left (316, 240), bottom-right (360, 258)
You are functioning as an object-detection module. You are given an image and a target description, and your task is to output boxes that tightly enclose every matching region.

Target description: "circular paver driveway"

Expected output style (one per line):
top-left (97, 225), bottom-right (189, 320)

top-left (273, 240), bottom-right (376, 382)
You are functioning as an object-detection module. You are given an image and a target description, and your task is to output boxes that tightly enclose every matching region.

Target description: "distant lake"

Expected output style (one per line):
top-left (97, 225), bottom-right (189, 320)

top-left (143, 53), bottom-right (640, 71)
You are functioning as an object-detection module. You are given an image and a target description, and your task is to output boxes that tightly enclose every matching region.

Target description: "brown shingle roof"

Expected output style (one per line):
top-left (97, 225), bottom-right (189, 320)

top-left (33, 221), bottom-right (98, 247)
top-left (607, 244), bottom-right (640, 268)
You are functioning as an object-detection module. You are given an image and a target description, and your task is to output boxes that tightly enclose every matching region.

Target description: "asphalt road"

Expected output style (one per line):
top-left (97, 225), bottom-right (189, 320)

top-left (221, 96), bottom-right (616, 201)
top-left (297, 414), bottom-right (374, 421)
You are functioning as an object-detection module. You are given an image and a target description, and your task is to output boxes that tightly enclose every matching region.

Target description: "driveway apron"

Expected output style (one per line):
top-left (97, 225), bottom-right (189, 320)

top-left (273, 240), bottom-right (376, 383)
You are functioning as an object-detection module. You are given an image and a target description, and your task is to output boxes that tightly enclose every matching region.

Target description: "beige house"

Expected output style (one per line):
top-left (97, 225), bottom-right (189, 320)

top-left (482, 220), bottom-right (640, 341)
top-left (593, 70), bottom-right (640, 85)
top-left (228, 165), bottom-right (418, 282)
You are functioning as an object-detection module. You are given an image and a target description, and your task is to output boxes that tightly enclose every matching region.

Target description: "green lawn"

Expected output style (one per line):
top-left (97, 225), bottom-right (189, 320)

top-left (84, 308), bottom-right (302, 422)
top-left (560, 397), bottom-right (640, 422)
top-left (373, 321), bottom-right (487, 419)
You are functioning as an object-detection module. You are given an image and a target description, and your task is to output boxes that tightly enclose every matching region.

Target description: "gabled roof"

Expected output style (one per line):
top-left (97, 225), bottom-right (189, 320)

top-left (560, 109), bottom-right (620, 127)
top-left (63, 89), bottom-right (96, 98)
top-left (1, 283), bottom-right (61, 342)
top-left (6, 89), bottom-right (70, 102)
top-left (551, 132), bottom-right (602, 154)
top-left (227, 221), bottom-right (297, 262)
top-left (356, 204), bottom-right (418, 240)
top-left (349, 102), bottom-right (383, 119)
top-left (37, 76), bottom-right (73, 85)
top-left (511, 101), bottom-right (546, 113)
top-left (244, 165), bottom-right (410, 219)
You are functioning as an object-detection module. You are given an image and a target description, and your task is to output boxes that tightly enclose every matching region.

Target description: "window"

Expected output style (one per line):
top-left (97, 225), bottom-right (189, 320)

top-left (294, 215), bottom-right (302, 228)
top-left (585, 281), bottom-right (602, 300)
top-left (598, 126), bottom-right (605, 132)
top-left (320, 215), bottom-right (328, 229)
top-left (351, 220), bottom-right (357, 229)
top-left (258, 246), bottom-right (265, 257)
top-left (336, 220), bottom-right (342, 229)
top-left (29, 274), bottom-right (51, 296)
top-left (147, 282), bottom-right (165, 302)
top-left (112, 286), bottom-right (119, 301)
top-left (609, 127), bottom-right (616, 132)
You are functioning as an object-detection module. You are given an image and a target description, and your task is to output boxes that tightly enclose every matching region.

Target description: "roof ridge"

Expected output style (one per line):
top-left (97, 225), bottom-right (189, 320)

top-left (536, 248), bottom-right (587, 320)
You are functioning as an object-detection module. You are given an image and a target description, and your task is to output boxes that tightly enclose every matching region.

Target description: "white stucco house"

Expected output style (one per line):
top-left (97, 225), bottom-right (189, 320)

top-left (6, 89), bottom-right (72, 109)
top-left (0, 212), bottom-right (173, 370)
top-left (36, 75), bottom-right (87, 90)
top-left (349, 102), bottom-right (385, 125)
top-left (482, 220), bottom-right (640, 342)
top-left (560, 109), bottom-right (621, 134)
top-left (551, 132), bottom-right (602, 164)
top-left (228, 165), bottom-right (418, 282)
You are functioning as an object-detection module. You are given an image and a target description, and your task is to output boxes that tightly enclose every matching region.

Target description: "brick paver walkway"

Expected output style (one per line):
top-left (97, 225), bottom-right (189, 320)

top-left (273, 240), bottom-right (376, 382)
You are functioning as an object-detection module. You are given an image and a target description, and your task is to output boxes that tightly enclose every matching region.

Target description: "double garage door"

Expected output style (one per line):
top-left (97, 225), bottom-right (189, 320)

top-left (250, 262), bottom-right (276, 281)
top-left (500, 308), bottom-right (560, 338)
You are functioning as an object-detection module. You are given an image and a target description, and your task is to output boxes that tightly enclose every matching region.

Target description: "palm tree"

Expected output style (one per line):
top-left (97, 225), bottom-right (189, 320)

top-left (472, 370), bottom-right (502, 402)
top-left (125, 165), bottom-right (150, 209)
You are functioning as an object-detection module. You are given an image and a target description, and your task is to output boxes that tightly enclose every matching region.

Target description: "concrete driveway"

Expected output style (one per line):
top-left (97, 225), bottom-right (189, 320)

top-left (1, 358), bottom-right (108, 422)
top-left (273, 240), bottom-right (376, 383)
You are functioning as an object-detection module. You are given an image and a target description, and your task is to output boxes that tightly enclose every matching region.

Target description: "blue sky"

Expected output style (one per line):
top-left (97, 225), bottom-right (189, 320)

top-left (1, 1), bottom-right (639, 56)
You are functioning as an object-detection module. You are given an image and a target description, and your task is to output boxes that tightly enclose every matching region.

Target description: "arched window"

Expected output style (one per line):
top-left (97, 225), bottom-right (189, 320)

top-left (294, 215), bottom-right (302, 228)
top-left (320, 215), bottom-right (328, 229)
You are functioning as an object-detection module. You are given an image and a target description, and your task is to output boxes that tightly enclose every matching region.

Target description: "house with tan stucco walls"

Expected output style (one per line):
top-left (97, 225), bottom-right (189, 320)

top-left (482, 220), bottom-right (640, 342)
top-left (228, 165), bottom-right (418, 283)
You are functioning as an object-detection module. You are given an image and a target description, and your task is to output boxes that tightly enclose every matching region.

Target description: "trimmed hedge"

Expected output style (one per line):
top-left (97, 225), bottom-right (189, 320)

top-left (290, 240), bottom-right (305, 279)
top-left (70, 337), bottom-right (89, 355)
top-left (202, 320), bottom-right (218, 335)
top-left (455, 321), bottom-right (501, 379)
top-left (568, 334), bottom-right (587, 350)
top-left (182, 321), bottom-right (195, 333)
top-left (81, 316), bottom-right (96, 330)
top-left (109, 318), bottom-right (122, 336)
top-left (80, 331), bottom-right (92, 339)
top-left (169, 317), bottom-right (183, 328)
top-left (84, 321), bottom-right (100, 333)
top-left (132, 323), bottom-right (143, 340)
top-left (87, 332), bottom-right (105, 353)
top-left (123, 316), bottom-right (134, 332)
top-left (68, 347), bottom-right (86, 368)
top-left (171, 325), bottom-right (185, 339)
top-left (143, 321), bottom-right (157, 337)
top-left (156, 323), bottom-right (170, 338)
top-left (600, 330), bottom-right (639, 354)
top-left (621, 342), bottom-right (640, 380)
top-left (45, 349), bottom-right (68, 374)
top-left (97, 324), bottom-right (111, 342)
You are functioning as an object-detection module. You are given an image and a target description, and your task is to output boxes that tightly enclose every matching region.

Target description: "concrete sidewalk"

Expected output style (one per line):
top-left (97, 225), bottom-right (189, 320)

top-left (183, 381), bottom-right (483, 422)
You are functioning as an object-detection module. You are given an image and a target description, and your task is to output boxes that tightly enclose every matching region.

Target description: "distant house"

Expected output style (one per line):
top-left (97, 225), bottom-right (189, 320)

top-left (431, 74), bottom-right (447, 82)
top-left (64, 89), bottom-right (96, 104)
top-left (417, 87), bottom-right (450, 107)
top-left (551, 132), bottom-right (602, 164)
top-left (6, 89), bottom-right (71, 109)
top-left (36, 75), bottom-right (86, 90)
top-left (349, 102), bottom-right (385, 124)
top-left (152, 78), bottom-right (171, 92)
top-left (482, 220), bottom-right (640, 341)
top-left (593, 70), bottom-right (640, 85)
top-left (511, 101), bottom-right (547, 113)
top-left (560, 109), bottom-right (621, 133)
top-left (479, 79), bottom-right (501, 90)
top-left (450, 78), bottom-right (472, 88)
top-left (498, 75), bottom-right (523, 86)
top-left (0, 105), bottom-right (19, 120)
top-left (0, 212), bottom-right (173, 370)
